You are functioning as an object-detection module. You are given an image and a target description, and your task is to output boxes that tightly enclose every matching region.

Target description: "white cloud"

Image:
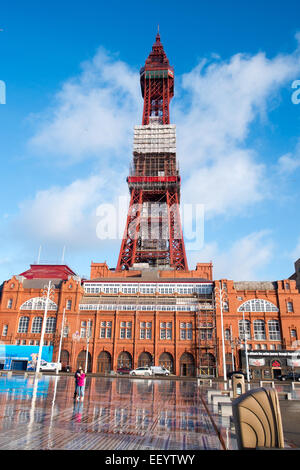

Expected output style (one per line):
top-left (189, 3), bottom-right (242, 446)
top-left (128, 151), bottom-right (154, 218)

top-left (174, 44), bottom-right (300, 217)
top-left (291, 237), bottom-right (300, 260)
top-left (181, 149), bottom-right (265, 217)
top-left (189, 230), bottom-right (274, 280)
top-left (13, 172), bottom-right (128, 249)
top-left (28, 48), bottom-right (140, 163)
top-left (277, 139), bottom-right (300, 174)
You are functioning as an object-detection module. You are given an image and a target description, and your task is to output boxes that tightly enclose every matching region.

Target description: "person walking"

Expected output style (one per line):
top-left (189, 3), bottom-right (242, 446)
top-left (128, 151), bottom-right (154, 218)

top-left (75, 367), bottom-right (86, 401)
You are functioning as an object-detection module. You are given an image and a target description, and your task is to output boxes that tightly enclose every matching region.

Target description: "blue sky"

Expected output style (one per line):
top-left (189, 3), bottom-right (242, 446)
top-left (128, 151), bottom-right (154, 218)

top-left (1, 0), bottom-right (300, 281)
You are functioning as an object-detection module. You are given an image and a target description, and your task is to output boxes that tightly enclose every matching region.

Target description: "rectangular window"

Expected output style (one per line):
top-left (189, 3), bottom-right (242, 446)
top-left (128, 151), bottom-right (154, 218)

top-left (140, 321), bottom-right (152, 340)
top-left (45, 317), bottom-right (56, 334)
top-left (81, 321), bottom-right (87, 338)
top-left (180, 322), bottom-right (193, 340)
top-left (66, 300), bottom-right (72, 310)
top-left (2, 325), bottom-right (8, 336)
top-left (120, 321), bottom-right (131, 339)
top-left (287, 302), bottom-right (294, 312)
top-left (63, 326), bottom-right (69, 338)
top-left (239, 320), bottom-right (251, 340)
top-left (160, 322), bottom-right (172, 340)
top-left (18, 317), bottom-right (29, 333)
top-left (7, 299), bottom-right (13, 309)
top-left (200, 329), bottom-right (213, 340)
top-left (100, 321), bottom-right (112, 339)
top-left (254, 321), bottom-right (266, 340)
top-left (268, 321), bottom-right (281, 341)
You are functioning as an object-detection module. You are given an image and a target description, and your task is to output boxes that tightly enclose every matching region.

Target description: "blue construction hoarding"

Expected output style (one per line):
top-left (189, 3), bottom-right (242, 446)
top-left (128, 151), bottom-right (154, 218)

top-left (0, 345), bottom-right (53, 371)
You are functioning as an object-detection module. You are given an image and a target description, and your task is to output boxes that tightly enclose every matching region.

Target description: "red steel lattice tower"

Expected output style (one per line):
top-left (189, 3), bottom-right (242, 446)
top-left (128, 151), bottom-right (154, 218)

top-left (117, 32), bottom-right (188, 271)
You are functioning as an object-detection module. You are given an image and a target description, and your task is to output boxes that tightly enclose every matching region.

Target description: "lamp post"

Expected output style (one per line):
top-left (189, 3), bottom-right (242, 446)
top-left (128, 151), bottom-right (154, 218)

top-left (85, 319), bottom-right (91, 373)
top-left (230, 331), bottom-right (241, 372)
top-left (214, 281), bottom-right (227, 382)
top-left (56, 308), bottom-right (66, 375)
top-left (230, 326), bottom-right (235, 371)
top-left (242, 310), bottom-right (250, 382)
top-left (35, 281), bottom-right (55, 376)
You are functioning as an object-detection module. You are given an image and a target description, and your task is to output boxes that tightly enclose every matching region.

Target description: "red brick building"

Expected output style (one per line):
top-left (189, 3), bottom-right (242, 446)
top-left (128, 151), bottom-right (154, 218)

top-left (0, 259), bottom-right (299, 379)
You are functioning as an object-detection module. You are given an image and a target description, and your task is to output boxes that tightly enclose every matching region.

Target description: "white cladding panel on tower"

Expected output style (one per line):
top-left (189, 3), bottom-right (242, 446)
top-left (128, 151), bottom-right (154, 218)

top-left (133, 124), bottom-right (176, 154)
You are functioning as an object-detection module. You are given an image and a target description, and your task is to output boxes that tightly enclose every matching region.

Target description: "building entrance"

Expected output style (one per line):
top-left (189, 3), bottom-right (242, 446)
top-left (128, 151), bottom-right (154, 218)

top-left (97, 351), bottom-right (111, 373)
top-left (180, 353), bottom-right (195, 377)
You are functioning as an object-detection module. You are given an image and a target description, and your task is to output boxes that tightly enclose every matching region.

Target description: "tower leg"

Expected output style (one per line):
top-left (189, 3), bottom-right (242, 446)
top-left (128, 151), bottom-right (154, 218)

top-left (116, 190), bottom-right (143, 270)
top-left (167, 190), bottom-right (188, 270)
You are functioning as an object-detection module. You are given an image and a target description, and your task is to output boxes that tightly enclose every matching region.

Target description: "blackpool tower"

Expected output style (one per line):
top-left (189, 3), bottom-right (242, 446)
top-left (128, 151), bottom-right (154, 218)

top-left (116, 32), bottom-right (188, 271)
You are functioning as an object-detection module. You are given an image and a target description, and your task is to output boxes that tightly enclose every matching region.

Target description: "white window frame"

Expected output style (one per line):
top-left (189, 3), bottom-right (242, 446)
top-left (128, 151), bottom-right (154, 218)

top-left (238, 299), bottom-right (278, 312)
top-left (268, 320), bottom-right (281, 341)
top-left (253, 319), bottom-right (266, 340)
top-left (18, 316), bottom-right (29, 333)
top-left (31, 316), bottom-right (43, 334)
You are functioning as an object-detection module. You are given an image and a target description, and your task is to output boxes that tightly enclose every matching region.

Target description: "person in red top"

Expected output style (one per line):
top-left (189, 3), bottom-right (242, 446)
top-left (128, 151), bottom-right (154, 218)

top-left (75, 367), bottom-right (86, 401)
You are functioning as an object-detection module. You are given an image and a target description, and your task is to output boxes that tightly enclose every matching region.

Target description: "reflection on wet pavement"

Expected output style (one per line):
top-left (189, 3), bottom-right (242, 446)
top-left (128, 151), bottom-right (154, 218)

top-left (0, 375), bottom-right (237, 450)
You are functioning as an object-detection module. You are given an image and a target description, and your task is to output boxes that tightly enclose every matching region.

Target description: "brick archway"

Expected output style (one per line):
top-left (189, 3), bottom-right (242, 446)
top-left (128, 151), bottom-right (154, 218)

top-left (138, 352), bottom-right (153, 367)
top-left (180, 352), bottom-right (195, 377)
top-left (117, 351), bottom-right (132, 369)
top-left (76, 349), bottom-right (92, 372)
top-left (97, 351), bottom-right (111, 373)
top-left (159, 352), bottom-right (174, 373)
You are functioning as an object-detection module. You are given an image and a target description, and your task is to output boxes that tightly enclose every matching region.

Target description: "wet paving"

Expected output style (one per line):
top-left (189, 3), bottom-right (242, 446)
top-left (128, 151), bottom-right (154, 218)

top-left (0, 375), bottom-right (238, 450)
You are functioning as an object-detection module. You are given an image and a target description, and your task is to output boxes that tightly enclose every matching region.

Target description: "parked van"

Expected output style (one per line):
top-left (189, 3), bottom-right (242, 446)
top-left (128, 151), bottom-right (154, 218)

top-left (39, 360), bottom-right (62, 371)
top-left (151, 366), bottom-right (170, 376)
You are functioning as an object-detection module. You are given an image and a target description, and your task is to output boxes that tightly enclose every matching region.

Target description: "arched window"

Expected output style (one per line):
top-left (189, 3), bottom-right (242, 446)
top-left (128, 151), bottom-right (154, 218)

top-left (238, 299), bottom-right (278, 312)
top-left (18, 316), bottom-right (29, 333)
top-left (20, 297), bottom-right (58, 311)
top-left (117, 351), bottom-right (132, 369)
top-left (290, 329), bottom-right (297, 339)
top-left (138, 352), bottom-right (153, 367)
top-left (253, 320), bottom-right (266, 340)
top-left (224, 328), bottom-right (231, 341)
top-left (31, 317), bottom-right (43, 334)
top-left (97, 351), bottom-right (111, 374)
top-left (239, 319), bottom-right (251, 340)
top-left (268, 320), bottom-right (281, 341)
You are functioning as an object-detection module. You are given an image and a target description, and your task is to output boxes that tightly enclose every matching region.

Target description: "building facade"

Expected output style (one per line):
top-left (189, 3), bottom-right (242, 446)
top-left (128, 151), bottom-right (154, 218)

top-left (0, 260), bottom-right (300, 379)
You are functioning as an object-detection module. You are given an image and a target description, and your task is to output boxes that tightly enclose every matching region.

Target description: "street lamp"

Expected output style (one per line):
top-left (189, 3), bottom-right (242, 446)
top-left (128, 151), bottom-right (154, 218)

top-left (241, 310), bottom-right (250, 382)
top-left (56, 308), bottom-right (66, 375)
top-left (214, 281), bottom-right (227, 382)
top-left (35, 281), bottom-right (55, 376)
top-left (85, 319), bottom-right (91, 373)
